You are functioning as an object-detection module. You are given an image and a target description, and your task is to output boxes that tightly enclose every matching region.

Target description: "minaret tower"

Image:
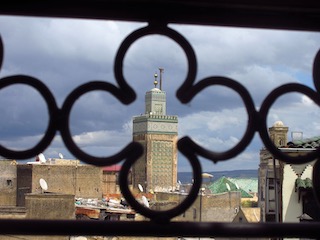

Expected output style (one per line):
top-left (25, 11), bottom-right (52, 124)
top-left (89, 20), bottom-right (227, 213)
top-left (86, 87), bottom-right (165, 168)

top-left (269, 121), bottom-right (288, 147)
top-left (132, 69), bottom-right (178, 192)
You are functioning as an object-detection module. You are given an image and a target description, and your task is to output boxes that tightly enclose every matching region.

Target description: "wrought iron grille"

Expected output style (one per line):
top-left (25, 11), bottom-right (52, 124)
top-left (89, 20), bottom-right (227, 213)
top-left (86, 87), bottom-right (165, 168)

top-left (1, 0), bottom-right (320, 238)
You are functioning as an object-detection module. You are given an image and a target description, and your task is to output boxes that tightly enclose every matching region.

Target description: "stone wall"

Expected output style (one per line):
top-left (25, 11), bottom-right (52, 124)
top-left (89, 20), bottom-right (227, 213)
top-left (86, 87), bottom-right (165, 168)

top-left (22, 193), bottom-right (74, 240)
top-left (30, 164), bottom-right (102, 198)
top-left (0, 193), bottom-right (74, 240)
top-left (25, 193), bottom-right (75, 219)
top-left (0, 160), bottom-right (17, 206)
top-left (74, 165), bottom-right (102, 198)
top-left (2, 162), bottom-right (102, 206)
top-left (102, 172), bottom-right (120, 194)
top-left (154, 191), bottom-right (241, 222)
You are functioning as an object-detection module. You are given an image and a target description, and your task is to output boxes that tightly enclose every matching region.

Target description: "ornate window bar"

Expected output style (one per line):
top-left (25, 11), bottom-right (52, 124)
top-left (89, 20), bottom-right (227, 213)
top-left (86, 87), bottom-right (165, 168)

top-left (1, 0), bottom-right (320, 238)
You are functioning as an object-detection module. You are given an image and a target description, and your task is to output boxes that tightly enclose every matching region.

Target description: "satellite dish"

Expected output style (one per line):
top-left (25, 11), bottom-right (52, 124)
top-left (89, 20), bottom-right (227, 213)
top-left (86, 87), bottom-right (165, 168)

top-left (138, 184), bottom-right (144, 193)
top-left (39, 178), bottom-right (48, 192)
top-left (142, 196), bottom-right (149, 208)
top-left (235, 183), bottom-right (240, 190)
top-left (202, 173), bottom-right (214, 178)
top-left (59, 153), bottom-right (64, 159)
top-left (178, 180), bottom-right (182, 185)
top-left (226, 183), bottom-right (231, 191)
top-left (38, 153), bottom-right (46, 164)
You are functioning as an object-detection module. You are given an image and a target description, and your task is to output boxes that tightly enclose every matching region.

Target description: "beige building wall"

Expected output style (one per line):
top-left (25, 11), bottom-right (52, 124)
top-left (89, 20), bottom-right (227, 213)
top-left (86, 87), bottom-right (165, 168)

top-left (102, 173), bottom-right (116, 194)
top-left (25, 193), bottom-right (75, 219)
top-left (102, 172), bottom-right (119, 194)
top-left (0, 192), bottom-right (75, 240)
top-left (0, 160), bottom-right (102, 206)
top-left (282, 162), bottom-right (314, 223)
top-left (155, 191), bottom-right (241, 222)
top-left (281, 162), bottom-right (315, 240)
top-left (31, 164), bottom-right (102, 198)
top-left (16, 162), bottom-right (102, 203)
top-left (0, 160), bottom-right (17, 206)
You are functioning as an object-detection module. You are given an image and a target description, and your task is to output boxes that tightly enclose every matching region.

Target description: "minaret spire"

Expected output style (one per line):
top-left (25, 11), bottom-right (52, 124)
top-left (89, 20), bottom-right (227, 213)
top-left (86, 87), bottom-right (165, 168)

top-left (159, 67), bottom-right (164, 90)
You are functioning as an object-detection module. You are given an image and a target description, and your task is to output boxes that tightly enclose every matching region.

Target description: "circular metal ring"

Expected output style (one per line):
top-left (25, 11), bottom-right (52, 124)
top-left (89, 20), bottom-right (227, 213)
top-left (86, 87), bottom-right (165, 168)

top-left (259, 83), bottom-right (320, 164)
top-left (313, 49), bottom-right (320, 93)
top-left (312, 159), bottom-right (320, 206)
top-left (178, 76), bottom-right (257, 161)
top-left (0, 36), bottom-right (3, 70)
top-left (0, 75), bottom-right (58, 159)
top-left (114, 24), bottom-right (197, 104)
top-left (119, 137), bottom-right (202, 223)
top-left (60, 81), bottom-right (143, 166)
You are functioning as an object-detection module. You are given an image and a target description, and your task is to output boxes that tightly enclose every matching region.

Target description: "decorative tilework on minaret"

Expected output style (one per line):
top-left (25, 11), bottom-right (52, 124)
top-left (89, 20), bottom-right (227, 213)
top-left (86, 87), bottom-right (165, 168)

top-left (132, 69), bottom-right (178, 193)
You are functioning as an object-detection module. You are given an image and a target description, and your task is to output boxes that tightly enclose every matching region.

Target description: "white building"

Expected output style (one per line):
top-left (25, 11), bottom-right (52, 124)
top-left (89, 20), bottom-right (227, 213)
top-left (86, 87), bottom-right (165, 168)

top-left (259, 121), bottom-right (320, 226)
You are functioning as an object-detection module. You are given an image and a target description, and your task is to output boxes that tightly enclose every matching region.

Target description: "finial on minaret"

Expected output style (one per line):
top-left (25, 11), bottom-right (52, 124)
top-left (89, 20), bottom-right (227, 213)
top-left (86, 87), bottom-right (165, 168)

top-left (154, 72), bottom-right (158, 88)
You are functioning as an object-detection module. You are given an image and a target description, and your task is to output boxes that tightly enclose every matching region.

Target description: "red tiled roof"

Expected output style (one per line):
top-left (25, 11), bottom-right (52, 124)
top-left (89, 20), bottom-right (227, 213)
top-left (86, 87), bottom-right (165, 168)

top-left (102, 165), bottom-right (121, 172)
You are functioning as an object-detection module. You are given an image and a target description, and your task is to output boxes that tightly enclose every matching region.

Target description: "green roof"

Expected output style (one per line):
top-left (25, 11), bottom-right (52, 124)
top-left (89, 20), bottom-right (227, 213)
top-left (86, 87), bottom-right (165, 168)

top-left (228, 178), bottom-right (258, 193)
top-left (295, 177), bottom-right (313, 189)
top-left (208, 176), bottom-right (253, 198)
top-left (287, 136), bottom-right (320, 148)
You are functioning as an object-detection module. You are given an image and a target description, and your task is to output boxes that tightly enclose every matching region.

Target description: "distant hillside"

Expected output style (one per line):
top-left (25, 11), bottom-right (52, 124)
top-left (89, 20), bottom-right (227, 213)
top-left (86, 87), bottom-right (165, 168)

top-left (178, 169), bottom-right (258, 184)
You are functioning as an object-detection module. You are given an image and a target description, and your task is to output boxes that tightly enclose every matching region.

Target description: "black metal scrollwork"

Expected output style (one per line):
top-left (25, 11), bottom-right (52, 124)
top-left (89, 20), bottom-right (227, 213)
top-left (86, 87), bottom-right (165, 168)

top-left (1, 21), bottom-right (320, 224)
top-left (0, 75), bottom-right (58, 159)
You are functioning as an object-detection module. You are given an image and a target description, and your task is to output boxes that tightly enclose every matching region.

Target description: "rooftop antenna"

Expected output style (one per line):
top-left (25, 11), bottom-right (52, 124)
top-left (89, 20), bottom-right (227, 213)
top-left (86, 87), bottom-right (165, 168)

top-left (159, 67), bottom-right (164, 90)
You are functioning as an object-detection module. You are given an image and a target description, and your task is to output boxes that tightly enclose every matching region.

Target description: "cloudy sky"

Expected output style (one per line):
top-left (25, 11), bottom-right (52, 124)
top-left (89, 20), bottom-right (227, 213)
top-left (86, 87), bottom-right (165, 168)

top-left (0, 15), bottom-right (320, 172)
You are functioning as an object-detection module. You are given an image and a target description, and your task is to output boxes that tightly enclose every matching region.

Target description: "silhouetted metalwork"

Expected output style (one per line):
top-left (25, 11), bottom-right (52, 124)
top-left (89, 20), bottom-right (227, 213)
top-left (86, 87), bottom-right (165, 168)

top-left (1, 0), bottom-right (320, 238)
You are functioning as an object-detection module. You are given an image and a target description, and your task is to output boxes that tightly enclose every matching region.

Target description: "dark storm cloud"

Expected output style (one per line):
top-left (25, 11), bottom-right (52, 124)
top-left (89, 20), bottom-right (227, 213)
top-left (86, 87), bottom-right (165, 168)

top-left (0, 84), bottom-right (48, 139)
top-left (1, 16), bottom-right (320, 170)
top-left (0, 17), bottom-right (143, 134)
